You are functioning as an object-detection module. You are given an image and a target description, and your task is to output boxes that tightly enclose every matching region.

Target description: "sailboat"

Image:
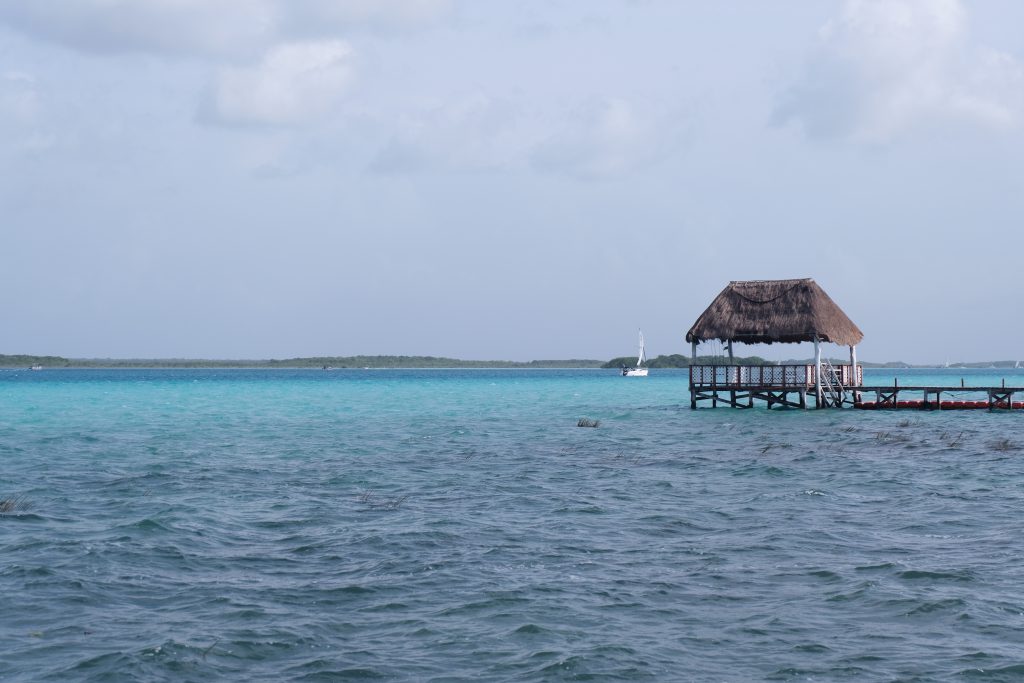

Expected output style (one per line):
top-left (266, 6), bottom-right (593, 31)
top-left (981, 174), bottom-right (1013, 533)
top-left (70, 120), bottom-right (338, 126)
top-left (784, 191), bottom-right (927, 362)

top-left (622, 330), bottom-right (649, 376)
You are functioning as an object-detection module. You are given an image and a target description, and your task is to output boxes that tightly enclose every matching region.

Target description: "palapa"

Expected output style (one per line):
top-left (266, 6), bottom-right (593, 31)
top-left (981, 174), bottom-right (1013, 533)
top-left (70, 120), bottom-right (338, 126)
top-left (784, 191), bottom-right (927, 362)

top-left (685, 278), bottom-right (863, 347)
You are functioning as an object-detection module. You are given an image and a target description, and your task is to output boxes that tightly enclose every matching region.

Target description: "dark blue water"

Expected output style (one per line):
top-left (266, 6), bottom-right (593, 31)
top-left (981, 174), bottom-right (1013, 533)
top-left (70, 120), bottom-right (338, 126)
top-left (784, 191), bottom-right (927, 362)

top-left (2, 369), bottom-right (1024, 681)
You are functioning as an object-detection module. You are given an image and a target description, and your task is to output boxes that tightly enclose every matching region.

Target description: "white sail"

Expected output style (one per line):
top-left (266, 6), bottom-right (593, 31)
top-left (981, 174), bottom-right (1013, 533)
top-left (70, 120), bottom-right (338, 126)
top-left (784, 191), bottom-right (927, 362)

top-left (622, 330), bottom-right (649, 376)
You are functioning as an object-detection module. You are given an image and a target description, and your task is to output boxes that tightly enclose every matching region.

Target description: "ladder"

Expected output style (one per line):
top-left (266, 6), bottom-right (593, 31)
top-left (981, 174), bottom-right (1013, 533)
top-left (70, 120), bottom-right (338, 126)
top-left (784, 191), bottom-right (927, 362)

top-left (817, 360), bottom-right (846, 408)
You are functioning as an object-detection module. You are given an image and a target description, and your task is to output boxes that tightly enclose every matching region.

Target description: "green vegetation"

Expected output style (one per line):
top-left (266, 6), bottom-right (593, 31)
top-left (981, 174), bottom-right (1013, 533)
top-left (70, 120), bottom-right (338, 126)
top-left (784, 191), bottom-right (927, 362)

top-left (0, 353), bottom-right (1019, 370)
top-left (778, 358), bottom-right (911, 368)
top-left (0, 355), bottom-right (71, 367)
top-left (601, 354), bottom-right (771, 369)
top-left (939, 360), bottom-right (1021, 369)
top-left (0, 355), bottom-right (604, 369)
top-left (256, 356), bottom-right (604, 369)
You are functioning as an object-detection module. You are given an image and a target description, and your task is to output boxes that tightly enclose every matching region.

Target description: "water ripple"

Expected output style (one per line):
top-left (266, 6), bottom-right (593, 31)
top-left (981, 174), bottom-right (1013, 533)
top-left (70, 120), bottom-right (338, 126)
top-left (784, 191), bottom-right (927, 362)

top-left (3, 369), bottom-right (1024, 680)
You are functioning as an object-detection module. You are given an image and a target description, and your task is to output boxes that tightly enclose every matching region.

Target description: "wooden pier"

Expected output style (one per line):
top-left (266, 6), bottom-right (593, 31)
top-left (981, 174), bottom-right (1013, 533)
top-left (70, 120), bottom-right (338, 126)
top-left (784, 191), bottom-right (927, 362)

top-left (685, 279), bottom-right (868, 411)
top-left (689, 363), bottom-right (858, 409)
top-left (689, 364), bottom-right (1023, 410)
top-left (855, 381), bottom-right (1023, 410)
top-left (683, 278), bottom-right (1020, 412)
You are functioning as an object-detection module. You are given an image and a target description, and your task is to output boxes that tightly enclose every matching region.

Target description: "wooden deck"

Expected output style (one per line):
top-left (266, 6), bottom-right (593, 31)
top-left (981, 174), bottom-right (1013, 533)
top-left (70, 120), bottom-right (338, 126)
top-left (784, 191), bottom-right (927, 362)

top-left (689, 364), bottom-right (862, 389)
top-left (855, 385), bottom-right (1024, 410)
top-left (688, 364), bottom-right (1024, 410)
top-left (689, 364), bottom-right (859, 409)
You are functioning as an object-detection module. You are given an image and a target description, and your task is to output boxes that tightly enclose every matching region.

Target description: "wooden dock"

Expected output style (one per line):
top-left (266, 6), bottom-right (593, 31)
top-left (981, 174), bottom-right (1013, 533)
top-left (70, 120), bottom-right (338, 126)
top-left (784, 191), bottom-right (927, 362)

top-left (689, 364), bottom-right (1024, 410)
top-left (855, 384), bottom-right (1023, 410)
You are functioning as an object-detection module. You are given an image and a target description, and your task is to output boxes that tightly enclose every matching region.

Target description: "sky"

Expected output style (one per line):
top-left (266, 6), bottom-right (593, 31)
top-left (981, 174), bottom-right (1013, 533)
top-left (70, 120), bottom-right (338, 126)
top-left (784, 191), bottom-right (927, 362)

top-left (2, 0), bottom-right (1024, 363)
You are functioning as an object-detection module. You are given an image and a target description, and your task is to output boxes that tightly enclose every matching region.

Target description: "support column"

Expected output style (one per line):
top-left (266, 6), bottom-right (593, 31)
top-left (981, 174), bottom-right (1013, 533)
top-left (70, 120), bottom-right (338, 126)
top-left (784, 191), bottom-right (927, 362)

top-left (689, 339), bottom-right (697, 409)
top-left (814, 334), bottom-right (822, 409)
top-left (727, 340), bottom-right (735, 406)
top-left (850, 344), bottom-right (860, 404)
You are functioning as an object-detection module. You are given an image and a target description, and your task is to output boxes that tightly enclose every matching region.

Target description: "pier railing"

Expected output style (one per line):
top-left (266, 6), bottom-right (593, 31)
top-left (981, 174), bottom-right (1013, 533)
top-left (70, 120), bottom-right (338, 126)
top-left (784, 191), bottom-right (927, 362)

top-left (689, 364), bottom-right (862, 388)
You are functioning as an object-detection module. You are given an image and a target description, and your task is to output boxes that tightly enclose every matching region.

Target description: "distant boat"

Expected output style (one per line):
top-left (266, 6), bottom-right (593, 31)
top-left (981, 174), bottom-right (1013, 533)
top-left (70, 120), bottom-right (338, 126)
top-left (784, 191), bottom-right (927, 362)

top-left (622, 330), bottom-right (649, 377)
top-left (1016, 360), bottom-right (1021, 369)
top-left (29, 364), bottom-right (42, 371)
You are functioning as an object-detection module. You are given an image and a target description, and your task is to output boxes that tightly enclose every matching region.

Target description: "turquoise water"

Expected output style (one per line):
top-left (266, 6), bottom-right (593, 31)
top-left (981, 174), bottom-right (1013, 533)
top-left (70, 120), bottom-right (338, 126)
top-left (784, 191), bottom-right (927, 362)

top-left (2, 368), bottom-right (1024, 681)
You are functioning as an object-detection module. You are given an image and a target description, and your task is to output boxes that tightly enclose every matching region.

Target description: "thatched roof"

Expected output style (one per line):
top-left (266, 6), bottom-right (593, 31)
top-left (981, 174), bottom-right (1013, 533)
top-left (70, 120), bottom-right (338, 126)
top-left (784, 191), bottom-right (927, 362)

top-left (686, 278), bottom-right (863, 346)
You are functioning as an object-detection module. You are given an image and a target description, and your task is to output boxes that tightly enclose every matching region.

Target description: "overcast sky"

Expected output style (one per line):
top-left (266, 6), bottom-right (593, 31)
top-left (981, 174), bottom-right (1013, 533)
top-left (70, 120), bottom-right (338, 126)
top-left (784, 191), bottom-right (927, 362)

top-left (3, 0), bottom-right (1023, 363)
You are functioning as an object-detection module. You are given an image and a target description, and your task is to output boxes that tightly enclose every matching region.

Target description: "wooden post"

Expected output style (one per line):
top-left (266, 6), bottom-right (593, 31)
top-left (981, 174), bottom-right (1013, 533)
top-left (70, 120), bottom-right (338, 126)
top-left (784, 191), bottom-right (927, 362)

top-left (727, 340), bottom-right (735, 407)
top-left (691, 340), bottom-right (697, 363)
top-left (814, 334), bottom-right (822, 409)
top-left (849, 344), bottom-right (860, 403)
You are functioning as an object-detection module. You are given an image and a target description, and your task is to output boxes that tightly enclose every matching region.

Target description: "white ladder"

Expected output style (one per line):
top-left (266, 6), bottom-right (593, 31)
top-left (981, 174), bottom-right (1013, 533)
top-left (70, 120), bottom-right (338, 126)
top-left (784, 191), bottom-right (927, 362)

top-left (818, 360), bottom-right (846, 407)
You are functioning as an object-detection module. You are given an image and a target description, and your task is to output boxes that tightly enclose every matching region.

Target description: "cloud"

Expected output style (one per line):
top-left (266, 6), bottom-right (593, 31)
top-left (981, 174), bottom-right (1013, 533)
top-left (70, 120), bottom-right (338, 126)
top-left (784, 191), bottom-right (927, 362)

top-left (530, 98), bottom-right (679, 179)
top-left (367, 94), bottom-right (687, 179)
top-left (0, 70), bottom-right (58, 154)
top-left (0, 0), bottom-right (278, 59)
top-left (369, 93), bottom-right (522, 173)
top-left (0, 1), bottom-right (453, 59)
top-left (1, 71), bottom-right (39, 122)
top-left (0, 1), bottom-right (456, 136)
top-left (282, 0), bottom-right (454, 35)
top-left (201, 41), bottom-right (355, 126)
top-left (774, 0), bottom-right (1024, 141)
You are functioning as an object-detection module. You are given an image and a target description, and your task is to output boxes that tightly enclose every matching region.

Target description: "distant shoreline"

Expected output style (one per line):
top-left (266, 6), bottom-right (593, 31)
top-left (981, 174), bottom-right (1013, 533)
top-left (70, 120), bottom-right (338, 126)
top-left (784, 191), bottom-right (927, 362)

top-left (0, 354), bottom-right (605, 370)
top-left (2, 365), bottom-right (613, 371)
top-left (2, 353), bottom-right (1022, 370)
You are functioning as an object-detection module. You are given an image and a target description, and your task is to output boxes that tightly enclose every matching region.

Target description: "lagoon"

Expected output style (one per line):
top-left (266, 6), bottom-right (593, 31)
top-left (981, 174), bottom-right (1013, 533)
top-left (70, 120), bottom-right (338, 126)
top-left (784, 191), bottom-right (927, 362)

top-left (2, 368), bottom-right (1023, 681)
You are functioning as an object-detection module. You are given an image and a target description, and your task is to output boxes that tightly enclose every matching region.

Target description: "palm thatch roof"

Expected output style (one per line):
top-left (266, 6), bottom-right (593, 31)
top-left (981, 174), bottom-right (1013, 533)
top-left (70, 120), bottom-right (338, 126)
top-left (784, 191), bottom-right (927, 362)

top-left (686, 278), bottom-right (863, 347)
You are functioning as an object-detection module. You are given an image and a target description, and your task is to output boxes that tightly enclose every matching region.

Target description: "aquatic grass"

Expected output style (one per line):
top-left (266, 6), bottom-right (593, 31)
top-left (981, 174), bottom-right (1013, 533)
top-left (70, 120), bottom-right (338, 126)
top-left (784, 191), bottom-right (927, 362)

top-left (760, 442), bottom-right (793, 454)
top-left (357, 490), bottom-right (409, 511)
top-left (989, 438), bottom-right (1017, 452)
top-left (939, 431), bottom-right (964, 448)
top-left (606, 452), bottom-right (644, 466)
top-left (201, 638), bottom-right (219, 660)
top-left (874, 431), bottom-right (911, 444)
top-left (0, 494), bottom-right (32, 515)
